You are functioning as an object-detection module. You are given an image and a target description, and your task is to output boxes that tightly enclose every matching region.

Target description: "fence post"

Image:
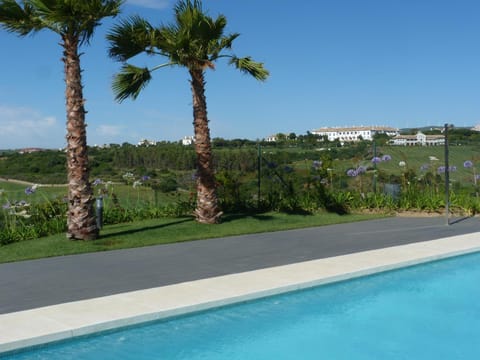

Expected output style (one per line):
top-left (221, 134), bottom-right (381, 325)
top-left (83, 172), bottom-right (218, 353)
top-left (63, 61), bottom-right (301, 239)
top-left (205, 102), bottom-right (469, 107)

top-left (444, 123), bottom-right (450, 226)
top-left (373, 141), bottom-right (377, 193)
top-left (257, 143), bottom-right (261, 208)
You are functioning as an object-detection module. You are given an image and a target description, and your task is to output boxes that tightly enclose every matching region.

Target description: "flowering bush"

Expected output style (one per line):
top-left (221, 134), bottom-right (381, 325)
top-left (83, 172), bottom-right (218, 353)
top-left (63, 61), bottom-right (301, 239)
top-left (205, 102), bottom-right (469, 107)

top-left (371, 157), bottom-right (381, 164)
top-left (0, 186), bottom-right (67, 245)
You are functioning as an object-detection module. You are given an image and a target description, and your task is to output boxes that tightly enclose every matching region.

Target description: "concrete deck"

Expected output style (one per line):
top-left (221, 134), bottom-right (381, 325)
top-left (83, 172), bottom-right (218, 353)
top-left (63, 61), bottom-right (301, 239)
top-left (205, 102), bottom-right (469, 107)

top-left (1, 223), bottom-right (480, 354)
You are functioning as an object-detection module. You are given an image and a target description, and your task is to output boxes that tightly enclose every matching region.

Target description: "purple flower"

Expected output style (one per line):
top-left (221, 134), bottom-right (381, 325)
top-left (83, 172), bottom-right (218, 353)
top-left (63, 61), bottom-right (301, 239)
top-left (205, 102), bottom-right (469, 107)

top-left (420, 164), bottom-right (429, 172)
top-left (312, 160), bottom-right (322, 170)
top-left (2, 202), bottom-right (11, 209)
top-left (356, 166), bottom-right (366, 175)
top-left (476, 174), bottom-right (480, 181)
top-left (371, 157), bottom-right (381, 164)
top-left (284, 166), bottom-right (293, 173)
top-left (347, 169), bottom-right (358, 177)
top-left (437, 166), bottom-right (446, 174)
top-left (92, 178), bottom-right (103, 186)
top-left (18, 200), bottom-right (27, 206)
top-left (381, 154), bottom-right (392, 162)
top-left (24, 187), bottom-right (35, 195)
top-left (141, 175), bottom-right (151, 181)
top-left (464, 160), bottom-right (474, 168)
top-left (449, 165), bottom-right (457, 172)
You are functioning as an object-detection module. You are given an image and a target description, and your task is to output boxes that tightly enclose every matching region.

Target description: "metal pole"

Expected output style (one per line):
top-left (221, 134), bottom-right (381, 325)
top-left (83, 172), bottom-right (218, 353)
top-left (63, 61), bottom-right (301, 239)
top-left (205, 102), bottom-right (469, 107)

top-left (373, 141), bottom-right (377, 193)
top-left (257, 143), bottom-right (261, 208)
top-left (444, 123), bottom-right (450, 226)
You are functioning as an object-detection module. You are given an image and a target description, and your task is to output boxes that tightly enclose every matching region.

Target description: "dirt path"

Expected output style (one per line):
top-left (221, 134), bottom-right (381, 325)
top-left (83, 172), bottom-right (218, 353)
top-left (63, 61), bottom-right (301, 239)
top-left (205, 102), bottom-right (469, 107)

top-left (0, 178), bottom-right (67, 187)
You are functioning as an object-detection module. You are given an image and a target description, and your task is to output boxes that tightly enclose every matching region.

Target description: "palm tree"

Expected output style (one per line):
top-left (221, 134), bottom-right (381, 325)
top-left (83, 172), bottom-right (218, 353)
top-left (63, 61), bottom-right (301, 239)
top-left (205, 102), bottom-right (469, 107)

top-left (0, 0), bottom-right (123, 240)
top-left (107, 0), bottom-right (268, 224)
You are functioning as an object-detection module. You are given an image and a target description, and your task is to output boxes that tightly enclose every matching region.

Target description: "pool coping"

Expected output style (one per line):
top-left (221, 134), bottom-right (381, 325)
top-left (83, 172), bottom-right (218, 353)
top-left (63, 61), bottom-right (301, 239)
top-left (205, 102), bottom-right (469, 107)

top-left (2, 231), bottom-right (480, 355)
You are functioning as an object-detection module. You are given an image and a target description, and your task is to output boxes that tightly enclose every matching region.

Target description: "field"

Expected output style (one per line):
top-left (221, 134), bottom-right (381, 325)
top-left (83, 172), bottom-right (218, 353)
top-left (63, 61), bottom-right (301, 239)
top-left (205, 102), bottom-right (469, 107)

top-left (287, 144), bottom-right (480, 185)
top-left (1, 142), bottom-right (479, 248)
top-left (0, 181), bottom-right (180, 208)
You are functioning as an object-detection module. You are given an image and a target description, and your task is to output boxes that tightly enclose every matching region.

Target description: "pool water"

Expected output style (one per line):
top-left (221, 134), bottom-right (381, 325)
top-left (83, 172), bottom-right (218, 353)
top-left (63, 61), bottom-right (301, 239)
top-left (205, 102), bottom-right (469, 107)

top-left (5, 251), bottom-right (480, 359)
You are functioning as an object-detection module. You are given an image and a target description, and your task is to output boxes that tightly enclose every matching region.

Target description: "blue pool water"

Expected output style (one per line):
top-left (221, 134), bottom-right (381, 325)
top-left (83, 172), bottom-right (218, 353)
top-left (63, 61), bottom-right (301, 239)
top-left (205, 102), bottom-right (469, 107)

top-left (5, 251), bottom-right (480, 359)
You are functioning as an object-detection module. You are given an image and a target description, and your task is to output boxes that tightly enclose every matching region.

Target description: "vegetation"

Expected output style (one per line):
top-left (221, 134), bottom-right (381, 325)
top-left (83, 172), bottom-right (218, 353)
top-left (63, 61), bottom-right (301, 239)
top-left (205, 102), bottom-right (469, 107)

top-left (107, 0), bottom-right (268, 224)
top-left (1, 137), bottom-right (479, 248)
top-left (0, 0), bottom-right (123, 240)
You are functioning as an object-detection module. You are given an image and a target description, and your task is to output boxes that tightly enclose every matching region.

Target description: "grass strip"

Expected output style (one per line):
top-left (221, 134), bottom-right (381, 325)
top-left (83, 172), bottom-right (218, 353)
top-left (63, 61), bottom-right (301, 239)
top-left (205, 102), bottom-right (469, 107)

top-left (0, 212), bottom-right (388, 263)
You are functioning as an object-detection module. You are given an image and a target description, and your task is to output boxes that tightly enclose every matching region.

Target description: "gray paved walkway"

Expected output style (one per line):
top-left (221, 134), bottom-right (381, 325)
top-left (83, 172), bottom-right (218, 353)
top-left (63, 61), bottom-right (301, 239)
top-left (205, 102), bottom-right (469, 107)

top-left (0, 216), bottom-right (478, 314)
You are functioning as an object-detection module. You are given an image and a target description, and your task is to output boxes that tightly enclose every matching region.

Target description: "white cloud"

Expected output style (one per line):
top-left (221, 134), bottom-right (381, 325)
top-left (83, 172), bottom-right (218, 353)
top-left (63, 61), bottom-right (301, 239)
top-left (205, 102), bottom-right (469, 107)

top-left (126, 0), bottom-right (170, 9)
top-left (0, 105), bottom-right (63, 149)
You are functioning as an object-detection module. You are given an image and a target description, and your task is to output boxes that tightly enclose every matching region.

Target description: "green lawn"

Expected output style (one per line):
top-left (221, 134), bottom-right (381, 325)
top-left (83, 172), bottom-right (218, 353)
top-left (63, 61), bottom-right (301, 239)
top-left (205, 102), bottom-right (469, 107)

top-left (290, 145), bottom-right (479, 183)
top-left (373, 145), bottom-right (479, 182)
top-left (0, 212), bottom-right (387, 263)
top-left (0, 180), bottom-right (180, 207)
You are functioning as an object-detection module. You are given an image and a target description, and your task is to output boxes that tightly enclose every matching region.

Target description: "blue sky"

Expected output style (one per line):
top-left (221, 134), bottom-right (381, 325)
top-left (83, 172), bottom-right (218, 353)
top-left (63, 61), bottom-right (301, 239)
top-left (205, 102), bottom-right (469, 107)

top-left (1, 0), bottom-right (480, 149)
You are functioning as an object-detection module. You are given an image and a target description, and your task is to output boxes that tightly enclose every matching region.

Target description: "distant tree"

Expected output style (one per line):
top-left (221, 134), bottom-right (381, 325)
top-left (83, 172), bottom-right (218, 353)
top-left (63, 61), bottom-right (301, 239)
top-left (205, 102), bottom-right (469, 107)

top-left (372, 133), bottom-right (390, 145)
top-left (299, 131), bottom-right (322, 146)
top-left (0, 0), bottom-right (123, 240)
top-left (288, 132), bottom-right (297, 141)
top-left (212, 138), bottom-right (228, 148)
top-left (107, 0), bottom-right (268, 223)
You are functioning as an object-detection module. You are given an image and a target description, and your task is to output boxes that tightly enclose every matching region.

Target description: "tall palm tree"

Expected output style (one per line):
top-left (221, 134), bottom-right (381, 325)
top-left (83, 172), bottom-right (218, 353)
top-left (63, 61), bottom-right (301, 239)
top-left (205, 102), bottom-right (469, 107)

top-left (107, 0), bottom-right (269, 224)
top-left (0, 0), bottom-right (123, 240)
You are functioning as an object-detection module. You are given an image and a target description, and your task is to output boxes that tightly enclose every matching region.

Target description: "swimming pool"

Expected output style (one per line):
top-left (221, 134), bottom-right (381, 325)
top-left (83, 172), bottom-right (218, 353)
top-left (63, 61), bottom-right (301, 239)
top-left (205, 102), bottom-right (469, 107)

top-left (5, 250), bottom-right (480, 359)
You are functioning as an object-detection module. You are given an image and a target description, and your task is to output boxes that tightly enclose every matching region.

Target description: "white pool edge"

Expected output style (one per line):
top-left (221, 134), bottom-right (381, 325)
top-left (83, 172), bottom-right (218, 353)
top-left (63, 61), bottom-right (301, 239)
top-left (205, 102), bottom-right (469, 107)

top-left (2, 231), bottom-right (480, 355)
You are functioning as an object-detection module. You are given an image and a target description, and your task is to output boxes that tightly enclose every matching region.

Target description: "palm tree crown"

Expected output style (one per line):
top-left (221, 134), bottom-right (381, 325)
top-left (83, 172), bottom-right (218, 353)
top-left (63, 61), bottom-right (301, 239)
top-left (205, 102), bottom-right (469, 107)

top-left (0, 0), bottom-right (122, 42)
top-left (0, 0), bottom-right (123, 240)
top-left (107, 0), bottom-right (268, 224)
top-left (108, 0), bottom-right (268, 101)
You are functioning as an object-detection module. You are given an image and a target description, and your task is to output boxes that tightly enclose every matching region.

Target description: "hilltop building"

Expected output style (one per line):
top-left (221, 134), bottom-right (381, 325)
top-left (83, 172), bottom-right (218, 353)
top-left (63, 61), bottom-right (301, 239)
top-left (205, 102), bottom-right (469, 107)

top-left (18, 148), bottom-right (44, 154)
top-left (182, 136), bottom-right (195, 145)
top-left (264, 134), bottom-right (279, 142)
top-left (389, 132), bottom-right (444, 146)
top-left (311, 126), bottom-right (399, 143)
top-left (137, 139), bottom-right (157, 147)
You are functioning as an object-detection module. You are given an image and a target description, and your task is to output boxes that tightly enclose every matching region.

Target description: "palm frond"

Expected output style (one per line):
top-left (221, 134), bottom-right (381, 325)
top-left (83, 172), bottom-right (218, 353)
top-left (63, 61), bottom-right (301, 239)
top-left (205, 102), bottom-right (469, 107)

top-left (174, 0), bottom-right (202, 19)
top-left (209, 32), bottom-right (239, 61)
top-left (79, 0), bottom-right (124, 44)
top-left (0, 0), bottom-right (43, 35)
top-left (107, 15), bottom-right (158, 61)
top-left (26, 0), bottom-right (123, 44)
top-left (229, 56), bottom-right (269, 81)
top-left (112, 64), bottom-right (152, 102)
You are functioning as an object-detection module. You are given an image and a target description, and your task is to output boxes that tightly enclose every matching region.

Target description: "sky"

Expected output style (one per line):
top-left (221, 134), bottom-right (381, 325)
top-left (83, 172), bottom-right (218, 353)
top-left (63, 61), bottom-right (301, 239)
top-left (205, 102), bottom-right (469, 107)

top-left (1, 0), bottom-right (480, 149)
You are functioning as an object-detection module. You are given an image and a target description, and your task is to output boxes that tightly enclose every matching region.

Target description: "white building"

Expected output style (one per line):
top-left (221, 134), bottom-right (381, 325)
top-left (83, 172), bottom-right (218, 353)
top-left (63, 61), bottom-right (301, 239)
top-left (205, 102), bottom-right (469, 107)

top-left (264, 134), bottom-right (278, 142)
top-left (311, 126), bottom-right (399, 143)
top-left (137, 139), bottom-right (157, 147)
top-left (389, 132), bottom-right (444, 146)
top-left (182, 136), bottom-right (195, 145)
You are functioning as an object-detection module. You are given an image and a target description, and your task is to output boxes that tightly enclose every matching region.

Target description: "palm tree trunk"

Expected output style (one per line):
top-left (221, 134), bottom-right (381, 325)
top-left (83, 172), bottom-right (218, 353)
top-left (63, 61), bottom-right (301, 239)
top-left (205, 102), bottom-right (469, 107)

top-left (190, 69), bottom-right (222, 223)
top-left (63, 35), bottom-right (98, 240)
